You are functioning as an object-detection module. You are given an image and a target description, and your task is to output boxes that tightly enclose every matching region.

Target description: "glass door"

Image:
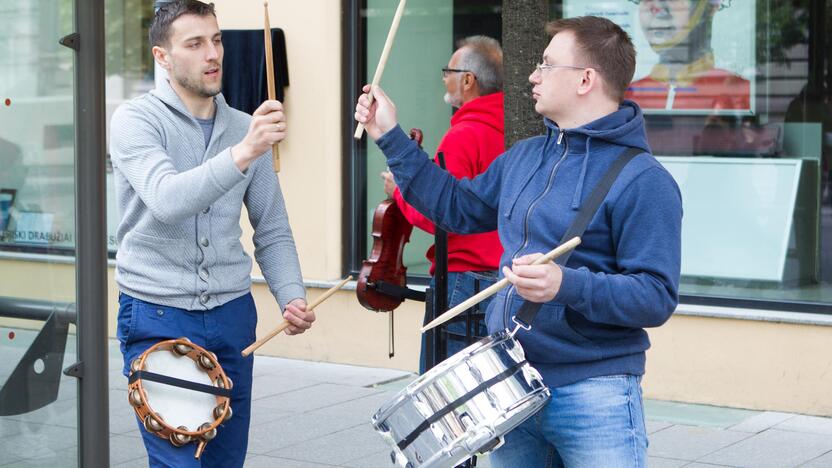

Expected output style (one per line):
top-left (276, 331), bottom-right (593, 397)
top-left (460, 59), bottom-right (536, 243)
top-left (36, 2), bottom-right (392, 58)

top-left (0, 0), bottom-right (84, 465)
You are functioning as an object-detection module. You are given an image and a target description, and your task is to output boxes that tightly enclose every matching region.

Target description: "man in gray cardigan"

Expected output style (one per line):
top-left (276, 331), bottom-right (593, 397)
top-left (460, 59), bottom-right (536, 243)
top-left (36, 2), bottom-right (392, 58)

top-left (109, 2), bottom-right (313, 466)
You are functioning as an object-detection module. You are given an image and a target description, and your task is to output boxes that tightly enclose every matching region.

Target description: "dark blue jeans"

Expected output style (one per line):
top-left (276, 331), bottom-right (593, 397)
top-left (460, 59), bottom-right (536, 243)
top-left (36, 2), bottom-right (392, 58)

top-left (118, 292), bottom-right (257, 468)
top-left (420, 270), bottom-right (498, 373)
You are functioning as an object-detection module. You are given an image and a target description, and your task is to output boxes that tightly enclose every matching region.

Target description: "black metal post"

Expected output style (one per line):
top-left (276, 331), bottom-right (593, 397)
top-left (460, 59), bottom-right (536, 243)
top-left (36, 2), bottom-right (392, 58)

top-left (430, 153), bottom-right (450, 369)
top-left (74, 0), bottom-right (109, 465)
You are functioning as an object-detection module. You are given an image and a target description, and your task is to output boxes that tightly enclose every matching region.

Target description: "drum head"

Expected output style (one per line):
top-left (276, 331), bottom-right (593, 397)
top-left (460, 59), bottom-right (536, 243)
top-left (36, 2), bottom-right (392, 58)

top-left (143, 351), bottom-right (217, 431)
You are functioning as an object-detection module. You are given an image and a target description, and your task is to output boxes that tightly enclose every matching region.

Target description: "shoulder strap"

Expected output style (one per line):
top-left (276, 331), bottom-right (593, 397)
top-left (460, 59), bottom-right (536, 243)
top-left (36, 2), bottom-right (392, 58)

top-left (513, 146), bottom-right (643, 330)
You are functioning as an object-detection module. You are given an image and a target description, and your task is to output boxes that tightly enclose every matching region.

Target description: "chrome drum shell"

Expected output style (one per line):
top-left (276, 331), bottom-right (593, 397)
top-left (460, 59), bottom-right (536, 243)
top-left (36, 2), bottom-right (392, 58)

top-left (372, 330), bottom-right (550, 468)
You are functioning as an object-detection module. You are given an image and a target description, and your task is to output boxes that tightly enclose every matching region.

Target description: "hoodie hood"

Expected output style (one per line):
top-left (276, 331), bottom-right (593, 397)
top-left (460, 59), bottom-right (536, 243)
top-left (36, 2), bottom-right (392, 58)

top-left (452, 92), bottom-right (504, 134)
top-left (543, 100), bottom-right (652, 209)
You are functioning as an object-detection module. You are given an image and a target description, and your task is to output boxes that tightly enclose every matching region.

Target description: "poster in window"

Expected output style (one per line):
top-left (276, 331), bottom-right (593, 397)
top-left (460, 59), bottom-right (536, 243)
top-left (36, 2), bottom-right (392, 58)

top-left (563, 0), bottom-right (755, 115)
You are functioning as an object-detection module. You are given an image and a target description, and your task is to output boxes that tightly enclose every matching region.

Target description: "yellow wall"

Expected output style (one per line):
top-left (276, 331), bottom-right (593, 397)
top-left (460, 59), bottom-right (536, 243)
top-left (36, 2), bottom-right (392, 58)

top-left (645, 314), bottom-right (832, 416)
top-left (215, 0), bottom-right (343, 280)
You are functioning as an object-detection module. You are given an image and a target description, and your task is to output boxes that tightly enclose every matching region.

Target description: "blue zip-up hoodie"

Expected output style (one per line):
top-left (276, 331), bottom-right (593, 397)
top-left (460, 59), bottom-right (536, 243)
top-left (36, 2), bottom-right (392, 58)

top-left (377, 100), bottom-right (682, 388)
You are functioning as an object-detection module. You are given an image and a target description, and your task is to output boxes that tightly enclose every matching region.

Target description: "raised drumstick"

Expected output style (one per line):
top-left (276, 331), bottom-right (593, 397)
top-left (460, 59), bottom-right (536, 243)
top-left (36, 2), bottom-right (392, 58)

top-left (264, 1), bottom-right (281, 172)
top-left (241, 276), bottom-right (353, 356)
top-left (420, 237), bottom-right (581, 333)
top-left (354, 0), bottom-right (407, 139)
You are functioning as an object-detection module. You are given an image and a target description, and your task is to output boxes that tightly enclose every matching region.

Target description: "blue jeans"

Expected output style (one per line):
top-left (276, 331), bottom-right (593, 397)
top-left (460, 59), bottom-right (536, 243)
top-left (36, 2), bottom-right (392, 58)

top-left (489, 374), bottom-right (647, 468)
top-left (117, 292), bottom-right (257, 468)
top-left (420, 270), bottom-right (497, 373)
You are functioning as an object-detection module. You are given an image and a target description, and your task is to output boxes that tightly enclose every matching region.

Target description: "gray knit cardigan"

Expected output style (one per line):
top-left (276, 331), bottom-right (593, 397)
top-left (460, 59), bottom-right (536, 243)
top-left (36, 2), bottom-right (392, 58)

top-left (109, 79), bottom-right (305, 311)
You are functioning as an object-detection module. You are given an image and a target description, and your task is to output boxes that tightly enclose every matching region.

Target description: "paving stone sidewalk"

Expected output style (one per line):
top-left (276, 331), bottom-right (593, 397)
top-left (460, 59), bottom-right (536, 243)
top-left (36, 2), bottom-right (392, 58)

top-left (1, 337), bottom-right (832, 467)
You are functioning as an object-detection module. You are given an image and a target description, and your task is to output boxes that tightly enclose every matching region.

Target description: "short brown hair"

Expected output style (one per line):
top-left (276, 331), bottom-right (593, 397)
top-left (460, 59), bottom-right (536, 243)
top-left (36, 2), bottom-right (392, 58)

top-left (149, 0), bottom-right (216, 48)
top-left (545, 16), bottom-right (635, 102)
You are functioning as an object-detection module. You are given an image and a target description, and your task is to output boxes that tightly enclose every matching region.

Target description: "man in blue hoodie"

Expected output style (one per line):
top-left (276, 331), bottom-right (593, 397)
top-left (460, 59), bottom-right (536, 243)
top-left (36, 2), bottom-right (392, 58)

top-left (356, 15), bottom-right (682, 467)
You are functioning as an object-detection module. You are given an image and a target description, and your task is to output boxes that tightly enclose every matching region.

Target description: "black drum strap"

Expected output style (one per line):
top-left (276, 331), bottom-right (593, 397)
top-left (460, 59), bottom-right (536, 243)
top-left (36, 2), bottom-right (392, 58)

top-left (128, 370), bottom-right (232, 398)
top-left (513, 147), bottom-right (643, 329)
top-left (395, 359), bottom-right (528, 451)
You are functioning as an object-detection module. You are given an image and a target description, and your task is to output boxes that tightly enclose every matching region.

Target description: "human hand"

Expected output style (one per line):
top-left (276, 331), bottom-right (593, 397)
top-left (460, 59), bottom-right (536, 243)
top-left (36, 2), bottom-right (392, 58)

top-left (283, 298), bottom-right (315, 335)
top-left (381, 170), bottom-right (397, 197)
top-left (232, 100), bottom-right (286, 171)
top-left (501, 253), bottom-right (563, 303)
top-left (354, 85), bottom-right (398, 141)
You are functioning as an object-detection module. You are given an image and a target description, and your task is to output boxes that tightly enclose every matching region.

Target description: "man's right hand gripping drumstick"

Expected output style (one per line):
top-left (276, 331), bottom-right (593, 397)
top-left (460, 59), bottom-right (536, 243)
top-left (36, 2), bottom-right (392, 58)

top-left (355, 85), bottom-right (399, 143)
top-left (241, 276), bottom-right (352, 357)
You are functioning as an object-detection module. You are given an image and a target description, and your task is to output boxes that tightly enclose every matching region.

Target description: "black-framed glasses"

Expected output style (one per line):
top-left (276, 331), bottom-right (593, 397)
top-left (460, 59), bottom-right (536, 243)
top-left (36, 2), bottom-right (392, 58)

top-left (441, 67), bottom-right (473, 79)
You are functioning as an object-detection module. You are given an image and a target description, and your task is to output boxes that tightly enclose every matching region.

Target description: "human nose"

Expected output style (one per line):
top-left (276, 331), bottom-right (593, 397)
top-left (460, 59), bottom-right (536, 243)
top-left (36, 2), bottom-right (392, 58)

top-left (529, 68), bottom-right (540, 84)
top-left (206, 42), bottom-right (221, 61)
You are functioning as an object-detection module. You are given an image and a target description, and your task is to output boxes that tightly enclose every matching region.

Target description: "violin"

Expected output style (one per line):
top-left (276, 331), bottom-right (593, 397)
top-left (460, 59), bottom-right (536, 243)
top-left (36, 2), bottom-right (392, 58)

top-left (356, 129), bottom-right (424, 312)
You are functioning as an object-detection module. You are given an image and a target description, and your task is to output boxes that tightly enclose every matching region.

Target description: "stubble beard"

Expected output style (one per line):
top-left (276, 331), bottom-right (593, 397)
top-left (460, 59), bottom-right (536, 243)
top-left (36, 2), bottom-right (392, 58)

top-left (172, 65), bottom-right (222, 99)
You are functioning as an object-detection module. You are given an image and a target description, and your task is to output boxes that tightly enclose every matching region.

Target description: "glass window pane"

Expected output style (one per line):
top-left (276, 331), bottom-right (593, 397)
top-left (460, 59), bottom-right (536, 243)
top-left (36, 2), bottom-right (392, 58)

top-left (557, 0), bottom-right (832, 307)
top-left (0, 0), bottom-right (78, 465)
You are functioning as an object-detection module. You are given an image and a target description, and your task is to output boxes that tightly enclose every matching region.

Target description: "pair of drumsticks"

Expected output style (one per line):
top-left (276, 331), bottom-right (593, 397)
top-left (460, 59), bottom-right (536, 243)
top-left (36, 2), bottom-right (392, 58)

top-left (243, 238), bottom-right (580, 356)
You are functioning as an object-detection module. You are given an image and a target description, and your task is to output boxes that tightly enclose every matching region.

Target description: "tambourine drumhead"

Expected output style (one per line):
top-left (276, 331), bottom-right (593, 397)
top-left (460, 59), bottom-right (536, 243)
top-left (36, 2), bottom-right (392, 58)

top-left (143, 350), bottom-right (217, 431)
top-left (128, 338), bottom-right (231, 458)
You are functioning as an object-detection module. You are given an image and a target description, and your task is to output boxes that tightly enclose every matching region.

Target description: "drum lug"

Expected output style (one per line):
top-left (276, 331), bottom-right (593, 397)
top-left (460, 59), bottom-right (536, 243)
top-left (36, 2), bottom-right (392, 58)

top-left (476, 436), bottom-right (504, 454)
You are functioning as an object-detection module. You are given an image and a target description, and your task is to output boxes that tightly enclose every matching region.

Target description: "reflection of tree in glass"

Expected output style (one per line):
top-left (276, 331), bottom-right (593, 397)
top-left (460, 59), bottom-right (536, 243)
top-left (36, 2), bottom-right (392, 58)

top-left (105, 0), bottom-right (155, 79)
top-left (758, 3), bottom-right (808, 67)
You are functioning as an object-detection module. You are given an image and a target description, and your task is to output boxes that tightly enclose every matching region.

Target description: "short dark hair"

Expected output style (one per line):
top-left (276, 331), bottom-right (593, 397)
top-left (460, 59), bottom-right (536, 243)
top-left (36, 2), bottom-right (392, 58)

top-left (149, 0), bottom-right (216, 48)
top-left (545, 16), bottom-right (636, 102)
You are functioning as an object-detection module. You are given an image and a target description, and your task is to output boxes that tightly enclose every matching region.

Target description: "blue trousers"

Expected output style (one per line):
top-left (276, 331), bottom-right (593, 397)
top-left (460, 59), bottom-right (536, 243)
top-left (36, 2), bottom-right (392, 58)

top-left (118, 292), bottom-right (257, 468)
top-left (489, 374), bottom-right (648, 468)
top-left (420, 270), bottom-right (498, 373)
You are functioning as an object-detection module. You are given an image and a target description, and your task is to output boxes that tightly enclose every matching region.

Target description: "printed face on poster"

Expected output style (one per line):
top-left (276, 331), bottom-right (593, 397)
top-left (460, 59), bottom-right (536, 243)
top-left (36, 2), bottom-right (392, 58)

top-left (563, 0), bottom-right (755, 115)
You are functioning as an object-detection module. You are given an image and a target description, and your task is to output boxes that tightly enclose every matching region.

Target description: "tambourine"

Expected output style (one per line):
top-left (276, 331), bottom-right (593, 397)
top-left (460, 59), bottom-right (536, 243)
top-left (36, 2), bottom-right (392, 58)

top-left (127, 337), bottom-right (232, 458)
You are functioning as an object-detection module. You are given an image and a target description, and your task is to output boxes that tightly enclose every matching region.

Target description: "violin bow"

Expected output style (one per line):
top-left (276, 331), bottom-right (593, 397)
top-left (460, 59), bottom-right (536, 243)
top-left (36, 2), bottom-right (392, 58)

top-left (263, 1), bottom-right (281, 172)
top-left (354, 0), bottom-right (407, 140)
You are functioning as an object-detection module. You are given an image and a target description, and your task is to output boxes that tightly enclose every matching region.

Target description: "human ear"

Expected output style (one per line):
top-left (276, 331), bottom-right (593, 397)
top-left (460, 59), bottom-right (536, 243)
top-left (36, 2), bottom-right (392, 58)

top-left (152, 45), bottom-right (171, 70)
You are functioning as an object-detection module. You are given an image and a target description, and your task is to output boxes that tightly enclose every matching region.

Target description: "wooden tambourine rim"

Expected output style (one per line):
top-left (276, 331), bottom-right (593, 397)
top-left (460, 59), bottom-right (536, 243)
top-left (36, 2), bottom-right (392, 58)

top-left (128, 338), bottom-right (231, 438)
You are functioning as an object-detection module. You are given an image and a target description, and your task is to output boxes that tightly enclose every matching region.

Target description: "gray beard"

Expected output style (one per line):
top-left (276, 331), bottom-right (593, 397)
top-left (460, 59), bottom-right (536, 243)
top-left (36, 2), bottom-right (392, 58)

top-left (444, 91), bottom-right (462, 108)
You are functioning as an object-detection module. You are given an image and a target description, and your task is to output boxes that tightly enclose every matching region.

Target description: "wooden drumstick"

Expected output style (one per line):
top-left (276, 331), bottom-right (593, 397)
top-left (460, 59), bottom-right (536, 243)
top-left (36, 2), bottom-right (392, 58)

top-left (241, 276), bottom-right (353, 356)
top-left (264, 1), bottom-right (281, 172)
top-left (420, 237), bottom-right (581, 333)
top-left (353, 0), bottom-right (407, 139)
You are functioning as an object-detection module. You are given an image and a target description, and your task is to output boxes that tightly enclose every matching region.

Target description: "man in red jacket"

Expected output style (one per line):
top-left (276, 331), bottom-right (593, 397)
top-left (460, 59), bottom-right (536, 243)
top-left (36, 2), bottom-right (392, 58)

top-left (381, 36), bottom-right (504, 371)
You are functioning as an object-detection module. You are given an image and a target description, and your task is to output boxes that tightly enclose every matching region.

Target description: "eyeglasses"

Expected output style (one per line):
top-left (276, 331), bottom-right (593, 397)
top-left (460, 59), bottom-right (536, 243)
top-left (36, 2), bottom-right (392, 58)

top-left (442, 67), bottom-right (473, 79)
top-left (534, 63), bottom-right (598, 74)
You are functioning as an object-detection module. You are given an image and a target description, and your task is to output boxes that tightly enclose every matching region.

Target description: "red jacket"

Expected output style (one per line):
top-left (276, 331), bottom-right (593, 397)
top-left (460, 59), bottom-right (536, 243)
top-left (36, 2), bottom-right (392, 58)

top-left (393, 92), bottom-right (505, 275)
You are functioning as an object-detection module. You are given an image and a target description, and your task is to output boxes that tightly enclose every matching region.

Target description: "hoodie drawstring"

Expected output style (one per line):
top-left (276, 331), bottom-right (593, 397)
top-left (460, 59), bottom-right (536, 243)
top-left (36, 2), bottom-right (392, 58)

top-left (571, 136), bottom-right (591, 209)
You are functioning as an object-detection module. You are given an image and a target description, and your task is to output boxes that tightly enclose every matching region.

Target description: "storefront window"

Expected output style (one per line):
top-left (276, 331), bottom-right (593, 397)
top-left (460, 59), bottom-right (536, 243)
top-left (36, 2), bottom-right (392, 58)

top-left (558, 0), bottom-right (831, 307)
top-left (0, 0), bottom-right (153, 256)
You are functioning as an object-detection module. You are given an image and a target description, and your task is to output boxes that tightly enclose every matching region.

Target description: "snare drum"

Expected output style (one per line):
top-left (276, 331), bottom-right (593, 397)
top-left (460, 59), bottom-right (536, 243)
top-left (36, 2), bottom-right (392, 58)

top-left (127, 337), bottom-right (233, 459)
top-left (372, 329), bottom-right (549, 468)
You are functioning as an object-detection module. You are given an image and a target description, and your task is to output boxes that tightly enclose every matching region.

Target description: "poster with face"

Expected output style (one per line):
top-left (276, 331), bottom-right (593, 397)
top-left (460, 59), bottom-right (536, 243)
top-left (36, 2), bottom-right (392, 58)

top-left (564, 0), bottom-right (755, 115)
